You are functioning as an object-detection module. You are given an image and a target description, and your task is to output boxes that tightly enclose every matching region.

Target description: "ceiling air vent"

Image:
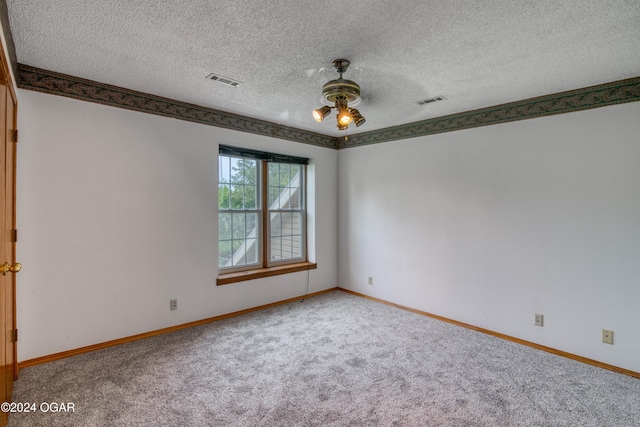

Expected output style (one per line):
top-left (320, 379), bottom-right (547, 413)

top-left (416, 96), bottom-right (446, 105)
top-left (205, 73), bottom-right (242, 87)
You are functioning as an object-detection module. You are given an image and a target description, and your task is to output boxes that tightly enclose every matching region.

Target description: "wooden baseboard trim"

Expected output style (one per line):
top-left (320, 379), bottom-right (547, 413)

top-left (338, 288), bottom-right (640, 380)
top-left (21, 286), bottom-right (639, 380)
top-left (18, 287), bottom-right (338, 370)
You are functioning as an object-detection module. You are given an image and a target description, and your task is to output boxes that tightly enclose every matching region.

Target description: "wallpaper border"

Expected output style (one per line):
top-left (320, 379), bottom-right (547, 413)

top-left (16, 64), bottom-right (338, 150)
top-left (339, 76), bottom-right (640, 149)
top-left (16, 64), bottom-right (640, 151)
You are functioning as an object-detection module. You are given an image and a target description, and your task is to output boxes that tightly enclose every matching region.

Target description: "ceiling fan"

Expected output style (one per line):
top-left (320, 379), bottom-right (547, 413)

top-left (312, 59), bottom-right (366, 130)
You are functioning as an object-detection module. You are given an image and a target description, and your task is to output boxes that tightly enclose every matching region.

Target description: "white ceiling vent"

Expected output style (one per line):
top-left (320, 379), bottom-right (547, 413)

top-left (416, 96), bottom-right (446, 105)
top-left (205, 73), bottom-right (242, 87)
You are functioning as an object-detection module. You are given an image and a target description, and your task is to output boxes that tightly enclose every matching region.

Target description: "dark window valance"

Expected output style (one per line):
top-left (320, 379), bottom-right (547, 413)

top-left (219, 145), bottom-right (309, 165)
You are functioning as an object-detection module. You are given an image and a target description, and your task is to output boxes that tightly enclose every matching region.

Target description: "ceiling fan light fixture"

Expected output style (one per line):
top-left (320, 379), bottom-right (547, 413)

top-left (313, 105), bottom-right (332, 122)
top-left (336, 97), bottom-right (352, 125)
top-left (338, 113), bottom-right (352, 125)
top-left (350, 108), bottom-right (366, 127)
top-left (313, 59), bottom-right (366, 131)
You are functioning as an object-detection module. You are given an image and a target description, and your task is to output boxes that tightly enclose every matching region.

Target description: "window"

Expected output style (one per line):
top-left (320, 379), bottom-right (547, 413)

top-left (217, 145), bottom-right (315, 284)
top-left (218, 155), bottom-right (260, 270)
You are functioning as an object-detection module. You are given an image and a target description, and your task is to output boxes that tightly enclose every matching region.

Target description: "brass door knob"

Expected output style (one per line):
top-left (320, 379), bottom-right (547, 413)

top-left (1, 263), bottom-right (21, 275)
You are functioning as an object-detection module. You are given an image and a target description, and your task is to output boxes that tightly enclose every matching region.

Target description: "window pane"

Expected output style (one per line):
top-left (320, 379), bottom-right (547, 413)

top-left (230, 158), bottom-right (244, 184)
top-left (291, 212), bottom-right (302, 236)
top-left (268, 163), bottom-right (301, 211)
top-left (281, 164), bottom-right (290, 184)
top-left (220, 212), bottom-right (260, 268)
top-left (283, 188), bottom-right (292, 209)
top-left (219, 240), bottom-right (232, 268)
top-left (219, 213), bottom-right (231, 240)
top-left (289, 165), bottom-right (300, 186)
top-left (278, 212), bottom-right (289, 236)
top-left (230, 158), bottom-right (257, 185)
top-left (268, 186), bottom-right (279, 206)
top-left (231, 240), bottom-right (244, 266)
top-left (290, 234), bottom-right (302, 258)
top-left (218, 184), bottom-right (230, 209)
top-left (244, 185), bottom-right (257, 209)
top-left (270, 212), bottom-right (282, 237)
top-left (232, 213), bottom-right (246, 239)
top-left (219, 156), bottom-right (231, 183)
top-left (246, 213), bottom-right (257, 236)
top-left (293, 188), bottom-right (301, 209)
top-left (281, 235), bottom-right (294, 258)
top-left (268, 163), bottom-right (279, 185)
top-left (270, 234), bottom-right (302, 261)
top-left (270, 237), bottom-right (282, 262)
top-left (269, 211), bottom-right (302, 262)
top-left (245, 238), bottom-right (258, 264)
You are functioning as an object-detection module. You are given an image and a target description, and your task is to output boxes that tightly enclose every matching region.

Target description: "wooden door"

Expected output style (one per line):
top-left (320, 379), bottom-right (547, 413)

top-left (0, 48), bottom-right (17, 427)
top-left (4, 80), bottom-right (17, 389)
top-left (0, 80), bottom-right (6, 427)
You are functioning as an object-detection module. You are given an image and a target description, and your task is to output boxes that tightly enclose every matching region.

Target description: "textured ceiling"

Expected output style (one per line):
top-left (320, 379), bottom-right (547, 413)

top-left (6, 0), bottom-right (640, 137)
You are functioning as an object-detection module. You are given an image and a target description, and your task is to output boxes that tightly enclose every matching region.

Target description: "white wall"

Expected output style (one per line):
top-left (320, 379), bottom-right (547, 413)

top-left (338, 102), bottom-right (640, 373)
top-left (15, 85), bottom-right (640, 373)
top-left (16, 89), bottom-right (338, 361)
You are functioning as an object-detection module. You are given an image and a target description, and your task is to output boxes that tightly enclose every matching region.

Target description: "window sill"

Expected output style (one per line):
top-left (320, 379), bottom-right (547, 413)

top-left (217, 262), bottom-right (317, 286)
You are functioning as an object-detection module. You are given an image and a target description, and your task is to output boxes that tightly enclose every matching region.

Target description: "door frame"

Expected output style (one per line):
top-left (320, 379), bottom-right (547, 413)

top-left (0, 25), bottom-right (18, 405)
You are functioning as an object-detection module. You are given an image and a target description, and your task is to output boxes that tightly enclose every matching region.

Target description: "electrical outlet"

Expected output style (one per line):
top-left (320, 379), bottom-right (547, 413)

top-left (602, 329), bottom-right (614, 345)
top-left (534, 313), bottom-right (544, 327)
top-left (170, 299), bottom-right (178, 311)
top-left (368, 277), bottom-right (373, 286)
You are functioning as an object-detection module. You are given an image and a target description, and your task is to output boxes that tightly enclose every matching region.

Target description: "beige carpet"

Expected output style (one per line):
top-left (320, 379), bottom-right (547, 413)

top-left (8, 290), bottom-right (640, 426)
